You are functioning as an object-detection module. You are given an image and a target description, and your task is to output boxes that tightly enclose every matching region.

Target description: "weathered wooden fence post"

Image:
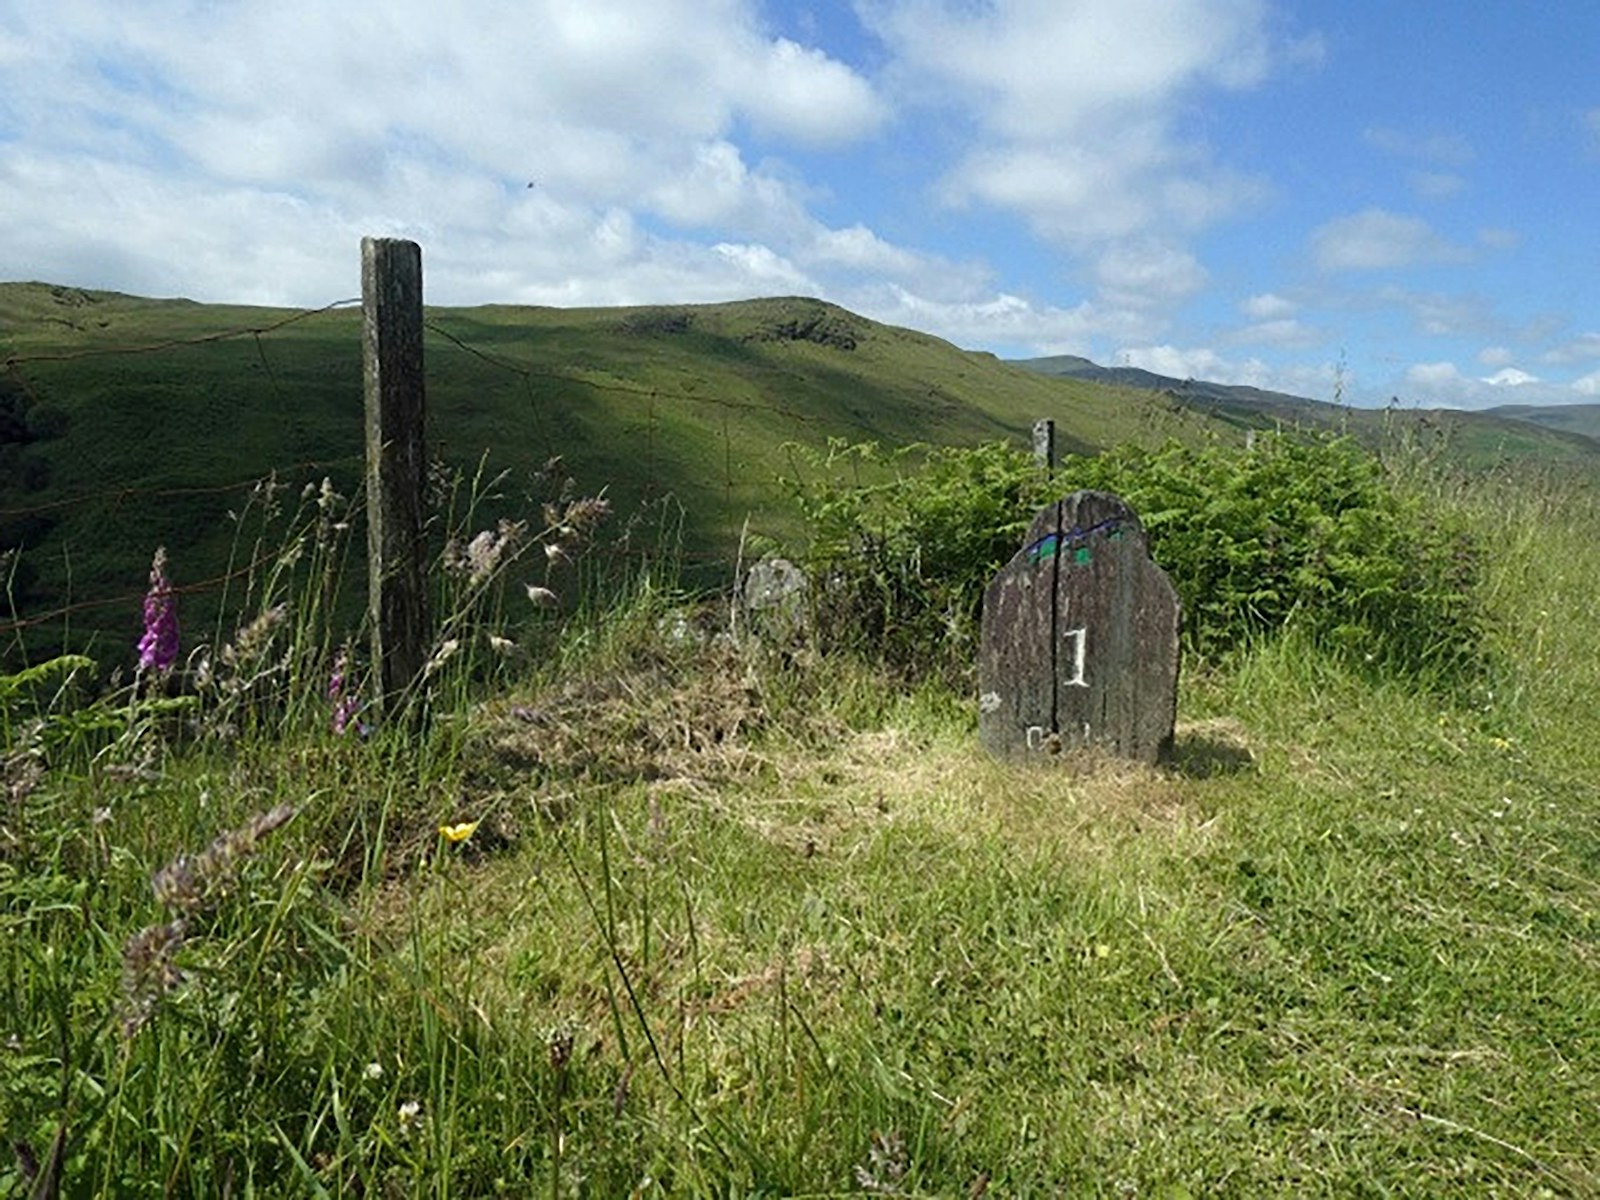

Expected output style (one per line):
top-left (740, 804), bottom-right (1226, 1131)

top-left (979, 490), bottom-right (1180, 764)
top-left (362, 237), bottom-right (430, 711)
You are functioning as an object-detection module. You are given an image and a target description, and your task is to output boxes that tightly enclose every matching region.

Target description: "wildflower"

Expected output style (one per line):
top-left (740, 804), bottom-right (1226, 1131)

top-left (332, 695), bottom-right (361, 735)
top-left (136, 547), bottom-right (179, 674)
top-left (363, 1061), bottom-right (385, 1081)
top-left (487, 634), bottom-right (516, 655)
top-left (328, 647), bottom-right (363, 735)
top-left (327, 648), bottom-right (349, 701)
top-left (439, 819), bottom-right (480, 843)
top-left (397, 1099), bottom-right (423, 1135)
top-left (525, 584), bottom-right (559, 608)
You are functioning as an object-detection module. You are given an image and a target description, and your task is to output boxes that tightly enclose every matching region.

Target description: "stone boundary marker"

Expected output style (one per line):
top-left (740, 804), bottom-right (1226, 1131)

top-left (979, 490), bottom-right (1180, 764)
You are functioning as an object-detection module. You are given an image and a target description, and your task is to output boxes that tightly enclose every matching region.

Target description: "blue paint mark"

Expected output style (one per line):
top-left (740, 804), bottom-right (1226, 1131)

top-left (1025, 516), bottom-right (1123, 566)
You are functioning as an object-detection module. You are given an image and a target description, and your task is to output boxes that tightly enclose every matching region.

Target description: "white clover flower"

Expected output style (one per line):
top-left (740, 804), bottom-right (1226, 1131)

top-left (398, 1099), bottom-right (423, 1134)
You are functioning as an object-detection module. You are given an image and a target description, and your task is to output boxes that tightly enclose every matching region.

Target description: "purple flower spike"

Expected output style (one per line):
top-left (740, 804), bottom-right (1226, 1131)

top-left (328, 647), bottom-right (363, 735)
top-left (327, 648), bottom-right (348, 703)
top-left (137, 547), bottom-right (179, 674)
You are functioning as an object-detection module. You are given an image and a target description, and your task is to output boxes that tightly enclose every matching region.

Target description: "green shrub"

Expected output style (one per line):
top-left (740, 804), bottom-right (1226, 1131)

top-left (783, 432), bottom-right (1486, 685)
top-left (782, 439), bottom-right (1054, 681)
top-left (1063, 434), bottom-right (1486, 679)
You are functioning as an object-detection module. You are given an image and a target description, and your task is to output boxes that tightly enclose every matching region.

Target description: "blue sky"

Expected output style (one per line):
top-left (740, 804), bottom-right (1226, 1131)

top-left (3, 0), bottom-right (1597, 408)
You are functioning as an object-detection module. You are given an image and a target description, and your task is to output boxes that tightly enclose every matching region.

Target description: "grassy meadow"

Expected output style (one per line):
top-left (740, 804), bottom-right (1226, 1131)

top-left (4, 427), bottom-right (1599, 1197)
top-left (4, 285), bottom-right (1600, 1195)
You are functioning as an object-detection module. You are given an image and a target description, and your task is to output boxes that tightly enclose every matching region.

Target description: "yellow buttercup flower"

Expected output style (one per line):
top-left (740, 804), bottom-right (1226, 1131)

top-left (439, 820), bottom-right (481, 843)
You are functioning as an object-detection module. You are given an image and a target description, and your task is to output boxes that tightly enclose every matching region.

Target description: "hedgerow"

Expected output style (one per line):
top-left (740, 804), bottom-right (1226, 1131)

top-left (784, 432), bottom-right (1486, 685)
top-left (782, 439), bottom-right (1053, 681)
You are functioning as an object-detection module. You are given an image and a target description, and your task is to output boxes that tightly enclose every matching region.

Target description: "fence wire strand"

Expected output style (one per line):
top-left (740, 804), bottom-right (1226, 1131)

top-left (1, 289), bottom-right (894, 650)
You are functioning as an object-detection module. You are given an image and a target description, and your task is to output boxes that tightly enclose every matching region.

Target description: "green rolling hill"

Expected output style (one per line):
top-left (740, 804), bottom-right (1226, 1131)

top-left (1484, 401), bottom-right (1600, 441)
top-left (5, 281), bottom-right (1599, 665)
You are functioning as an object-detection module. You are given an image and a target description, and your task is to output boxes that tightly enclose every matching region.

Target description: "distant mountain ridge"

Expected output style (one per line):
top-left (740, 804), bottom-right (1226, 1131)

top-left (1013, 353), bottom-right (1600, 448)
top-left (1483, 401), bottom-right (1600, 442)
top-left (1012, 354), bottom-right (1340, 425)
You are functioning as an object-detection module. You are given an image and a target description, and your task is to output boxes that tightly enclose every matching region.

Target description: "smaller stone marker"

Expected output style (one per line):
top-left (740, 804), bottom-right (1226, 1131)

top-left (979, 490), bottom-right (1179, 764)
top-left (737, 556), bottom-right (809, 646)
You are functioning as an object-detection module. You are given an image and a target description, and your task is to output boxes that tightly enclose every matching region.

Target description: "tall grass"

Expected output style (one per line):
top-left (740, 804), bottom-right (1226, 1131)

top-left (3, 453), bottom-right (1598, 1195)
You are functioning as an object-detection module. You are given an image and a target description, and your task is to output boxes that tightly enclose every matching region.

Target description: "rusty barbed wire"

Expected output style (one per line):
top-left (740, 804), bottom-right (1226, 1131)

top-left (0, 297), bottom-right (362, 370)
top-left (0, 293), bottom-right (894, 646)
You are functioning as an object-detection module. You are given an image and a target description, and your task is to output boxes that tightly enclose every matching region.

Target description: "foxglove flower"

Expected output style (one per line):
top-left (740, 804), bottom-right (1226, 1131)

top-left (328, 647), bottom-right (363, 735)
top-left (136, 547), bottom-right (179, 674)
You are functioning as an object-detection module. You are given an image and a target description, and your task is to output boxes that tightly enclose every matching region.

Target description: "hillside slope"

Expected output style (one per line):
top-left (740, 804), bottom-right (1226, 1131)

top-left (1485, 401), bottom-right (1600, 441)
top-left (6, 283), bottom-right (1600, 664)
top-left (0, 285), bottom-right (1176, 660)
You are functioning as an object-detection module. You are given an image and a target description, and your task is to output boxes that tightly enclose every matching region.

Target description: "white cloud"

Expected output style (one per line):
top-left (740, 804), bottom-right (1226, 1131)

top-left (1481, 368), bottom-right (1540, 387)
top-left (1478, 346), bottom-right (1515, 368)
top-left (1229, 319), bottom-right (1320, 349)
top-left (643, 140), bottom-right (810, 237)
top-left (1409, 171), bottom-right (1465, 200)
top-left (711, 242), bottom-right (812, 290)
top-left (1395, 360), bottom-right (1597, 410)
top-left (740, 38), bottom-right (889, 147)
top-left (858, 286), bottom-right (1159, 356)
top-left (1542, 332), bottom-right (1600, 364)
top-left (1364, 126), bottom-right (1475, 166)
top-left (867, 0), bottom-right (1275, 136)
top-left (1092, 239), bottom-right (1209, 309)
top-left (1407, 361), bottom-right (1466, 389)
top-left (1372, 286), bottom-right (1497, 338)
top-left (1311, 209), bottom-right (1470, 272)
top-left (803, 225), bottom-right (927, 276)
top-left (0, 0), bottom-right (903, 311)
top-left (1121, 344), bottom-right (1274, 388)
top-left (1241, 292), bottom-right (1297, 320)
top-left (864, 0), bottom-right (1283, 274)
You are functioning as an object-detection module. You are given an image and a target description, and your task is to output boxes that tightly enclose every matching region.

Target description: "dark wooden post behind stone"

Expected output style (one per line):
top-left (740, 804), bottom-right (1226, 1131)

top-left (979, 490), bottom-right (1179, 764)
top-left (362, 237), bottom-right (430, 710)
